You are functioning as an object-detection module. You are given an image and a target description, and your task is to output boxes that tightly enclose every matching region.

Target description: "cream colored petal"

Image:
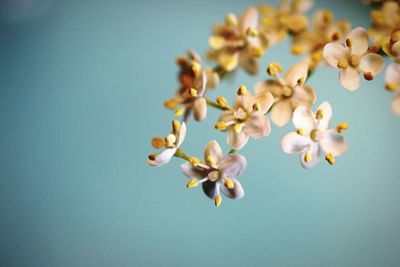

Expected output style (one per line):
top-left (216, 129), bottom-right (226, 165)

top-left (292, 85), bottom-right (316, 107)
top-left (227, 129), bottom-right (250, 150)
top-left (220, 178), bottom-right (245, 200)
top-left (204, 140), bottom-right (224, 163)
top-left (323, 43), bottom-right (348, 67)
top-left (271, 100), bottom-right (293, 127)
top-left (339, 67), bottom-right (360, 91)
top-left (202, 181), bottom-right (218, 199)
top-left (286, 14), bottom-right (308, 34)
top-left (346, 27), bottom-right (369, 55)
top-left (391, 41), bottom-right (400, 59)
top-left (392, 93), bottom-right (400, 116)
top-left (281, 132), bottom-right (311, 154)
top-left (385, 62), bottom-right (400, 87)
top-left (238, 7), bottom-right (258, 35)
top-left (245, 114), bottom-right (271, 138)
top-left (239, 49), bottom-right (259, 75)
top-left (149, 148), bottom-right (177, 166)
top-left (300, 142), bottom-right (321, 169)
top-left (254, 91), bottom-right (274, 114)
top-left (219, 52), bottom-right (239, 72)
top-left (218, 154), bottom-right (247, 178)
top-left (233, 94), bottom-right (253, 110)
top-left (181, 162), bottom-right (206, 180)
top-left (292, 105), bottom-right (316, 131)
top-left (359, 53), bottom-right (384, 75)
top-left (316, 101), bottom-right (333, 130)
top-left (193, 97), bottom-right (207, 121)
top-left (205, 67), bottom-right (220, 89)
top-left (319, 129), bottom-right (348, 156)
top-left (177, 122), bottom-right (186, 147)
top-left (297, 0), bottom-right (313, 12)
top-left (284, 61), bottom-right (309, 87)
top-left (219, 111), bottom-right (236, 123)
top-left (254, 80), bottom-right (283, 98)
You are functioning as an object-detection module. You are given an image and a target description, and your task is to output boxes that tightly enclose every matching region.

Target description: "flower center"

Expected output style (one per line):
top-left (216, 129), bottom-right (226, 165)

top-left (310, 129), bottom-right (323, 142)
top-left (234, 108), bottom-right (249, 122)
top-left (348, 55), bottom-right (360, 68)
top-left (282, 85), bottom-right (294, 97)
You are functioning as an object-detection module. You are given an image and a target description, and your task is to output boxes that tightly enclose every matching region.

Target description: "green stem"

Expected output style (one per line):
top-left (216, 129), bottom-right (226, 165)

top-left (174, 148), bottom-right (190, 160)
top-left (228, 149), bottom-right (236, 154)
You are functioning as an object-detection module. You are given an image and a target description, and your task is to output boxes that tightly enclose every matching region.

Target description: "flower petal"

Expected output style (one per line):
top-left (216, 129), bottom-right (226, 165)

top-left (392, 93), bottom-right (400, 116)
top-left (202, 181), bottom-right (218, 199)
top-left (284, 61), bottom-right (309, 87)
top-left (316, 101), bottom-right (333, 130)
top-left (281, 132), bottom-right (311, 154)
top-left (271, 100), bottom-right (293, 127)
top-left (359, 53), bottom-right (384, 76)
top-left (180, 162), bottom-right (206, 180)
top-left (220, 178), bottom-right (245, 200)
top-left (323, 43), bottom-right (348, 68)
top-left (254, 91), bottom-right (274, 114)
top-left (346, 27), bottom-right (369, 55)
top-left (245, 113), bottom-right (271, 138)
top-left (254, 80), bottom-right (283, 98)
top-left (292, 105), bottom-right (316, 131)
top-left (300, 142), bottom-right (321, 169)
top-left (177, 122), bottom-right (186, 147)
top-left (385, 62), bottom-right (400, 88)
top-left (148, 148), bottom-right (177, 166)
top-left (218, 154), bottom-right (247, 178)
top-left (204, 140), bottom-right (224, 163)
top-left (292, 85), bottom-right (316, 107)
top-left (193, 97), bottom-right (207, 121)
top-left (339, 67), bottom-right (360, 91)
top-left (227, 129), bottom-right (250, 150)
top-left (319, 129), bottom-right (348, 156)
top-left (238, 7), bottom-right (258, 35)
top-left (239, 49), bottom-right (259, 75)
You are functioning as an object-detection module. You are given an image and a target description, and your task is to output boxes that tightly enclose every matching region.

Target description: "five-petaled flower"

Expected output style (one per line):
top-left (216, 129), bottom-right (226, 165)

top-left (281, 101), bottom-right (348, 169)
top-left (181, 140), bottom-right (247, 207)
top-left (215, 85), bottom-right (274, 150)
top-left (148, 120), bottom-right (186, 166)
top-left (255, 61), bottom-right (316, 127)
top-left (207, 7), bottom-right (269, 75)
top-left (385, 62), bottom-right (400, 116)
top-left (323, 27), bottom-right (384, 91)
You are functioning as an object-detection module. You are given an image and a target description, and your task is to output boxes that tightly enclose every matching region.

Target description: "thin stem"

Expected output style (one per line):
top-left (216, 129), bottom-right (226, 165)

top-left (174, 148), bottom-right (190, 160)
top-left (206, 99), bottom-right (229, 111)
top-left (228, 149), bottom-right (236, 154)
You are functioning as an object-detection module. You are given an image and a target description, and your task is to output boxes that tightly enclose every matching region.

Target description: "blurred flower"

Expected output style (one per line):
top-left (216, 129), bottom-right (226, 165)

top-left (181, 140), bottom-right (247, 207)
top-left (323, 27), bottom-right (384, 91)
top-left (291, 9), bottom-right (350, 67)
top-left (215, 85), bottom-right (274, 150)
top-left (207, 7), bottom-right (269, 75)
top-left (164, 51), bottom-right (218, 121)
top-left (254, 61), bottom-right (316, 127)
top-left (385, 62), bottom-right (400, 116)
top-left (368, 1), bottom-right (400, 47)
top-left (258, 0), bottom-right (312, 45)
top-left (281, 101), bottom-right (348, 169)
top-left (148, 120), bottom-right (186, 166)
top-left (382, 30), bottom-right (400, 60)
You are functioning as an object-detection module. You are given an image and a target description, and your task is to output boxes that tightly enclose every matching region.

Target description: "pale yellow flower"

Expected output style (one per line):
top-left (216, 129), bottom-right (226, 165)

top-left (254, 61), bottom-right (316, 127)
top-left (215, 85), bottom-right (274, 150)
top-left (385, 62), bottom-right (400, 116)
top-left (382, 30), bottom-right (400, 61)
top-left (281, 102), bottom-right (348, 169)
top-left (207, 8), bottom-right (269, 75)
top-left (323, 27), bottom-right (384, 91)
top-left (181, 140), bottom-right (247, 207)
top-left (368, 1), bottom-right (400, 47)
top-left (258, 0), bottom-right (313, 45)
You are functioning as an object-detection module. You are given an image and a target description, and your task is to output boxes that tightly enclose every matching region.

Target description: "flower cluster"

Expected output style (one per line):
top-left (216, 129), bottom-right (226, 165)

top-left (148, 0), bottom-right (399, 207)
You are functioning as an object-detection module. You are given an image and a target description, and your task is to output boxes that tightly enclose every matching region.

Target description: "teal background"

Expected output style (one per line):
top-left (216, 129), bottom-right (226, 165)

top-left (1, 0), bottom-right (399, 266)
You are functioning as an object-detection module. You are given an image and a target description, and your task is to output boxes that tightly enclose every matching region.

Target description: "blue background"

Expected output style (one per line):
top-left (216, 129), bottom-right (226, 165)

top-left (1, 0), bottom-right (399, 266)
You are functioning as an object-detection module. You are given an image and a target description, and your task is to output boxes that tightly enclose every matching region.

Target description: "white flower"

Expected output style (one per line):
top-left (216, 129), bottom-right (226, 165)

top-left (181, 140), bottom-right (247, 207)
top-left (323, 27), bottom-right (384, 91)
top-left (281, 101), bottom-right (348, 169)
top-left (148, 120), bottom-right (186, 166)
top-left (215, 85), bottom-right (274, 150)
top-left (385, 62), bottom-right (400, 116)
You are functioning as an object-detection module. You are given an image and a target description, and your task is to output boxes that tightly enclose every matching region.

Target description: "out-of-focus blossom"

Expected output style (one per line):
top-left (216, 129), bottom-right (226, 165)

top-left (207, 8), bottom-right (269, 75)
top-left (385, 62), bottom-right (400, 115)
top-left (368, 1), bottom-right (400, 47)
top-left (164, 51), bottom-right (218, 121)
top-left (181, 140), bottom-right (247, 207)
top-left (291, 9), bottom-right (350, 67)
top-left (214, 85), bottom-right (274, 150)
top-left (323, 27), bottom-right (384, 91)
top-left (254, 61), bottom-right (316, 127)
top-left (148, 120), bottom-right (186, 166)
top-left (281, 101), bottom-right (348, 169)
top-left (258, 0), bottom-right (313, 45)
top-left (382, 30), bottom-right (400, 61)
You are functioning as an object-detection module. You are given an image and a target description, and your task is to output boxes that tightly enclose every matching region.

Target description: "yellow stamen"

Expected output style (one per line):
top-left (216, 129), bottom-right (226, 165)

top-left (325, 153), bottom-right (335, 165)
top-left (164, 98), bottom-right (179, 110)
top-left (225, 13), bottom-right (238, 27)
top-left (191, 61), bottom-right (202, 76)
top-left (296, 129), bottom-right (306, 135)
top-left (214, 195), bottom-right (222, 207)
top-left (216, 96), bottom-right (228, 108)
top-left (250, 46), bottom-right (264, 57)
top-left (363, 72), bottom-right (373, 81)
top-left (237, 85), bottom-right (247, 96)
top-left (206, 155), bottom-right (216, 165)
top-left (186, 179), bottom-right (199, 188)
top-left (385, 82), bottom-right (398, 92)
top-left (345, 38), bottom-right (352, 48)
top-left (291, 45), bottom-right (303, 55)
top-left (310, 129), bottom-right (318, 141)
top-left (336, 122), bottom-right (349, 133)
top-left (188, 157), bottom-right (200, 166)
top-left (348, 55), bottom-right (360, 67)
top-left (172, 120), bottom-right (180, 134)
top-left (337, 58), bottom-right (348, 69)
top-left (174, 108), bottom-right (184, 116)
top-left (304, 151), bottom-right (312, 163)
top-left (316, 109), bottom-right (324, 120)
top-left (165, 134), bottom-right (177, 148)
top-left (246, 27), bottom-right (258, 37)
top-left (215, 121), bottom-right (227, 131)
top-left (253, 102), bottom-right (261, 112)
top-left (311, 51), bottom-right (322, 62)
top-left (189, 88), bottom-right (198, 97)
top-left (267, 62), bottom-right (283, 77)
top-left (297, 77), bottom-right (305, 86)
top-left (233, 123), bottom-right (243, 133)
top-left (151, 137), bottom-right (165, 149)
top-left (224, 178), bottom-right (235, 189)
top-left (209, 36), bottom-right (225, 50)
top-left (322, 10), bottom-right (333, 24)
